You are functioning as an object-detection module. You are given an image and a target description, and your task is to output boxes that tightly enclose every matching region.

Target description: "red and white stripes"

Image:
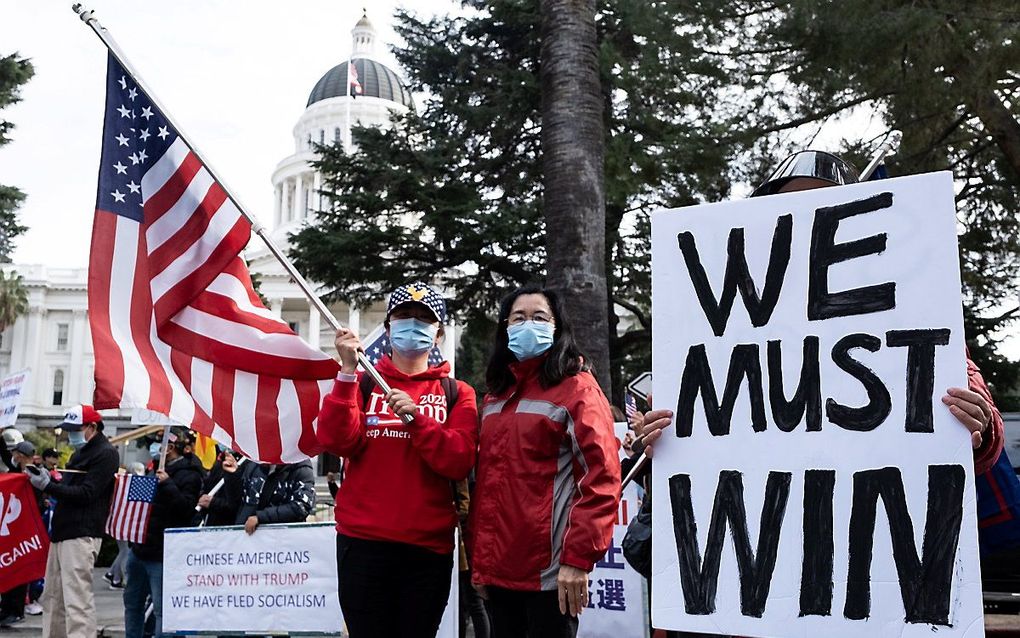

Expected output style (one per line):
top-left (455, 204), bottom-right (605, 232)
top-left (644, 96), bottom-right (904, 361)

top-left (89, 138), bottom-right (338, 464)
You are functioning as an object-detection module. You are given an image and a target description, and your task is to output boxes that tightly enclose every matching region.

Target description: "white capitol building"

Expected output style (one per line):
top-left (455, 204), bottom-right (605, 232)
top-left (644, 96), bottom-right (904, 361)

top-left (0, 14), bottom-right (454, 433)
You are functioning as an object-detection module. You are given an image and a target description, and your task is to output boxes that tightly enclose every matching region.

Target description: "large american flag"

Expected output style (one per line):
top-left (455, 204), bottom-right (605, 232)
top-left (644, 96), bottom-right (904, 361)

top-left (88, 53), bottom-right (339, 463)
top-left (105, 474), bottom-right (157, 543)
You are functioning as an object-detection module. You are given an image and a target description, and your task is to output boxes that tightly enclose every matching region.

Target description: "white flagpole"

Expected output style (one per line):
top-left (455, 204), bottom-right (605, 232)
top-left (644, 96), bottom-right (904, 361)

top-left (71, 4), bottom-right (410, 420)
top-left (345, 58), bottom-right (353, 153)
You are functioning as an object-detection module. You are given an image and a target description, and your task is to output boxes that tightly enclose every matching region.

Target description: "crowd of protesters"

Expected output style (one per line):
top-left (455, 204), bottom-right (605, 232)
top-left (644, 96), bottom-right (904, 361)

top-left (1, 150), bottom-right (1019, 638)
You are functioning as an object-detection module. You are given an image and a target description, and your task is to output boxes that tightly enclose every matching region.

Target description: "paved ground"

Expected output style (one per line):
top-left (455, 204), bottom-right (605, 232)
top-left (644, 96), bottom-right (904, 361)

top-left (1, 571), bottom-right (1016, 636)
top-left (2, 569), bottom-right (124, 636)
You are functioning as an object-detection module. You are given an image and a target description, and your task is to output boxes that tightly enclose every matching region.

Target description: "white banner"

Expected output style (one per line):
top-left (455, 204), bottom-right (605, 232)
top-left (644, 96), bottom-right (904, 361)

top-left (0, 370), bottom-right (29, 428)
top-left (578, 422), bottom-right (647, 637)
top-left (163, 523), bottom-right (343, 634)
top-left (163, 522), bottom-right (460, 636)
top-left (650, 173), bottom-right (982, 637)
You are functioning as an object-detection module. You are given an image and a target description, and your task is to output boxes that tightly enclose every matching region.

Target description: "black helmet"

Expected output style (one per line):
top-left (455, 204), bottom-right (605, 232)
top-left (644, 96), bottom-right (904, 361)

top-left (750, 150), bottom-right (859, 197)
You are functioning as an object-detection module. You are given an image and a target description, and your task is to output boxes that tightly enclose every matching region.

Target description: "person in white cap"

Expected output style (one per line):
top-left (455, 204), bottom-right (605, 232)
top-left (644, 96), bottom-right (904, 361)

top-left (25, 405), bottom-right (118, 638)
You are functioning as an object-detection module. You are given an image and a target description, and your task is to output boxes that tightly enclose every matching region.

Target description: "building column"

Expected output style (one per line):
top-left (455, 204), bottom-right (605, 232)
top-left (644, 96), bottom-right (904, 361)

top-left (23, 307), bottom-right (45, 409)
top-left (441, 320), bottom-right (457, 375)
top-left (6, 314), bottom-right (28, 372)
top-left (312, 172), bottom-right (322, 215)
top-left (67, 309), bottom-right (87, 404)
top-left (308, 305), bottom-right (321, 351)
top-left (348, 306), bottom-right (361, 339)
top-left (270, 298), bottom-right (283, 318)
top-left (281, 180), bottom-right (292, 223)
top-left (294, 173), bottom-right (306, 220)
top-left (273, 184), bottom-right (282, 228)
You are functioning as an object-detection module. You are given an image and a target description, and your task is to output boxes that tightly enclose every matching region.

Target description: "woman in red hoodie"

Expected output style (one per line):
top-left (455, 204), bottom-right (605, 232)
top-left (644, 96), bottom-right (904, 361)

top-left (317, 282), bottom-right (478, 638)
top-left (470, 285), bottom-right (621, 638)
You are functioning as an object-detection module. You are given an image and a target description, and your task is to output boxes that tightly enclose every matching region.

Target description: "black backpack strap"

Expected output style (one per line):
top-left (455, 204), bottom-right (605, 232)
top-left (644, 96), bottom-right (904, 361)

top-left (440, 376), bottom-right (459, 409)
top-left (358, 373), bottom-right (375, 409)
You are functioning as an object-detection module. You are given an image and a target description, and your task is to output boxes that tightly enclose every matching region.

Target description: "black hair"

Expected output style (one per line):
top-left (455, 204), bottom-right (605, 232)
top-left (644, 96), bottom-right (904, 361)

top-left (485, 285), bottom-right (590, 395)
top-left (41, 448), bottom-right (59, 459)
top-left (92, 419), bottom-right (105, 432)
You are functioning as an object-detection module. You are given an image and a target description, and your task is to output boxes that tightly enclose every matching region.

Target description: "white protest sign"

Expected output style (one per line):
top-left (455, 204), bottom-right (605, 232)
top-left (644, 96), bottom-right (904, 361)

top-left (0, 370), bottom-right (29, 428)
top-left (163, 523), bottom-right (342, 634)
top-left (164, 522), bottom-right (460, 636)
top-left (578, 422), bottom-right (648, 638)
top-left (650, 172), bottom-right (982, 637)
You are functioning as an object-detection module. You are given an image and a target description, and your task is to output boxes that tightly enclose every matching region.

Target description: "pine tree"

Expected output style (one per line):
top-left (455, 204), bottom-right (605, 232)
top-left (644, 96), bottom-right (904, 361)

top-left (683, 0), bottom-right (1020, 394)
top-left (290, 0), bottom-right (740, 399)
top-left (0, 53), bottom-right (32, 264)
top-left (0, 52), bottom-right (33, 333)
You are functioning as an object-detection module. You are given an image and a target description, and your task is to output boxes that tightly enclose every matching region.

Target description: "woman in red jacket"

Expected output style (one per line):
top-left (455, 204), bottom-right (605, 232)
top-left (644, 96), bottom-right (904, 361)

top-left (471, 285), bottom-right (621, 637)
top-left (317, 282), bottom-right (478, 638)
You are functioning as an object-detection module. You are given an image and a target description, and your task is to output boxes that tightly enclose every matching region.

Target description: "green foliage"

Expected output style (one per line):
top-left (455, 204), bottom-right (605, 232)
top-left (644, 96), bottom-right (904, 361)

top-left (22, 429), bottom-right (73, 466)
top-left (0, 53), bottom-right (33, 264)
top-left (684, 0), bottom-right (1020, 388)
top-left (0, 270), bottom-right (28, 332)
top-left (292, 1), bottom-right (1020, 397)
top-left (290, 0), bottom-right (744, 399)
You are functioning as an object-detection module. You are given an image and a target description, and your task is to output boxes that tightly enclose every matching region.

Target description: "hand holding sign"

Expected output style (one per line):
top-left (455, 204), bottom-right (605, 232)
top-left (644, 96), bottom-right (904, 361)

top-left (631, 395), bottom-right (673, 459)
top-left (942, 386), bottom-right (992, 448)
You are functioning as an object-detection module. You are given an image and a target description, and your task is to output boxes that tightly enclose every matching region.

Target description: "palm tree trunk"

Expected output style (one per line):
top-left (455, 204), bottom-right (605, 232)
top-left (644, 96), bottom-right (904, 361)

top-left (539, 0), bottom-right (612, 397)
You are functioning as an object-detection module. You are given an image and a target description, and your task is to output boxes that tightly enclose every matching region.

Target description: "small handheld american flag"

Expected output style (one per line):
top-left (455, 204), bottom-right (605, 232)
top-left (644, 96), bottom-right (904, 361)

top-left (105, 474), bottom-right (157, 543)
top-left (624, 391), bottom-right (638, 425)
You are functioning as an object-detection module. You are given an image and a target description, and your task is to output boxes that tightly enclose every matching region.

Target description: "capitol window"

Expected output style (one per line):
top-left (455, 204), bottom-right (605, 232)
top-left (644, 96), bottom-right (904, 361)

top-left (56, 323), bottom-right (69, 351)
top-left (51, 370), bottom-right (64, 406)
top-left (335, 127), bottom-right (341, 143)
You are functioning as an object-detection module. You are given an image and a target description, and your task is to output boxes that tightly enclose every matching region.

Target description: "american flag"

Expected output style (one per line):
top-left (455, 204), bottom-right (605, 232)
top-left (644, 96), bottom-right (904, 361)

top-left (88, 53), bottom-right (338, 464)
top-left (105, 474), bottom-right (157, 543)
top-left (348, 61), bottom-right (363, 96)
top-left (362, 323), bottom-right (444, 367)
top-left (624, 391), bottom-right (638, 424)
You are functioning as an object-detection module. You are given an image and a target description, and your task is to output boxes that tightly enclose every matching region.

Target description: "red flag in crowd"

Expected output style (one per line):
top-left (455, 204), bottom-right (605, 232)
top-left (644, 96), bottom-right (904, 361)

top-left (0, 474), bottom-right (49, 592)
top-left (87, 53), bottom-right (339, 464)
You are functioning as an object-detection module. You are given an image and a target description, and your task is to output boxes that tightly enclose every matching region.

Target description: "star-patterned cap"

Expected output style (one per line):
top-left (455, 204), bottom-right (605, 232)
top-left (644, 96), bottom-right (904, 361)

top-left (386, 282), bottom-right (447, 324)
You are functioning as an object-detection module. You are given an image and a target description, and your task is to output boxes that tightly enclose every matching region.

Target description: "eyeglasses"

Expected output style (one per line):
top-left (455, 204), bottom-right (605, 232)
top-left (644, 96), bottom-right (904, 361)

top-left (506, 313), bottom-right (554, 326)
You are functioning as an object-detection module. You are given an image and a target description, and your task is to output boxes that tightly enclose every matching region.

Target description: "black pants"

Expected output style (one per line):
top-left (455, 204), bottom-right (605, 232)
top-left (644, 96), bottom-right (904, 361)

top-left (486, 587), bottom-right (577, 638)
top-left (337, 534), bottom-right (453, 638)
top-left (0, 583), bottom-right (25, 618)
top-left (459, 570), bottom-right (490, 638)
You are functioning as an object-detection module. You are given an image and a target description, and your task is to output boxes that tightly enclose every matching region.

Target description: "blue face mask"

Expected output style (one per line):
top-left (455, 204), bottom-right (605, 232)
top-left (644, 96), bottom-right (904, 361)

top-left (149, 442), bottom-right (162, 460)
top-left (507, 321), bottom-right (555, 361)
top-left (389, 318), bottom-right (439, 356)
top-left (68, 431), bottom-right (86, 448)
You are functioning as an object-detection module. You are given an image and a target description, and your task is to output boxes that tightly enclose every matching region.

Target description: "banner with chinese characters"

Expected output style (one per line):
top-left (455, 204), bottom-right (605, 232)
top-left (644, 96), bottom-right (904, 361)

top-left (578, 422), bottom-right (647, 638)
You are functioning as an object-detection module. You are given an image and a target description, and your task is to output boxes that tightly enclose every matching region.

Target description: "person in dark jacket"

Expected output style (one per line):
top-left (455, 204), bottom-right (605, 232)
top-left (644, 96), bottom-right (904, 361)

top-left (195, 449), bottom-right (242, 527)
top-left (230, 460), bottom-right (315, 532)
top-left (25, 405), bottom-right (118, 638)
top-left (123, 428), bottom-right (204, 638)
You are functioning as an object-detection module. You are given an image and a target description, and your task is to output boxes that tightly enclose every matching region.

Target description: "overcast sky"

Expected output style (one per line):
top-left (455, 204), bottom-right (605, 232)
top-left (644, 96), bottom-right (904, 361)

top-left (1, 0), bottom-right (452, 268)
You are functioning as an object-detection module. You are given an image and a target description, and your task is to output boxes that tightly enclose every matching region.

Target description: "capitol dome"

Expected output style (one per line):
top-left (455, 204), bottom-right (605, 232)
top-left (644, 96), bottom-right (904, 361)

top-left (307, 58), bottom-right (414, 110)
